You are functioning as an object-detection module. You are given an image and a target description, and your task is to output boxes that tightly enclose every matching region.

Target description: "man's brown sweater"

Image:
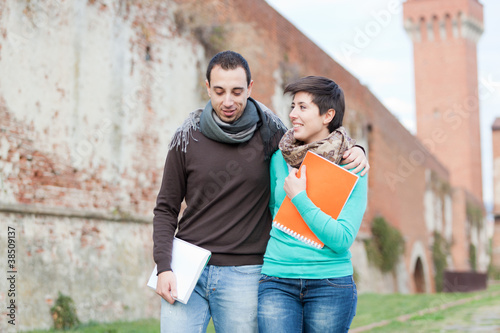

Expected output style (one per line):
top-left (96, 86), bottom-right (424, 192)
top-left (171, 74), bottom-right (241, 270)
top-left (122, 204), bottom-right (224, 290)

top-left (153, 129), bottom-right (275, 274)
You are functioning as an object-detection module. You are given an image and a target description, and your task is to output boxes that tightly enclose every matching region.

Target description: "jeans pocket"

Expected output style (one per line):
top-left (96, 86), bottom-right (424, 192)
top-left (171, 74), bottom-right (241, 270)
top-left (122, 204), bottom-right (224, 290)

top-left (258, 274), bottom-right (278, 284)
top-left (232, 264), bottom-right (262, 274)
top-left (325, 275), bottom-right (354, 288)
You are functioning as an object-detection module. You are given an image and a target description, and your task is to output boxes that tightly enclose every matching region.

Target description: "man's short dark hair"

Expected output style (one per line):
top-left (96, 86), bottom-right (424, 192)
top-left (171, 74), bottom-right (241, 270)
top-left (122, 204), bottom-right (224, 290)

top-left (206, 50), bottom-right (252, 86)
top-left (284, 76), bottom-right (345, 132)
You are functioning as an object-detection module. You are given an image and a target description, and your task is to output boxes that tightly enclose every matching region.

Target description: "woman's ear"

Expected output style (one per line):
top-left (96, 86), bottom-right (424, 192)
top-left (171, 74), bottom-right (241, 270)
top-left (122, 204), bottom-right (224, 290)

top-left (323, 108), bottom-right (335, 125)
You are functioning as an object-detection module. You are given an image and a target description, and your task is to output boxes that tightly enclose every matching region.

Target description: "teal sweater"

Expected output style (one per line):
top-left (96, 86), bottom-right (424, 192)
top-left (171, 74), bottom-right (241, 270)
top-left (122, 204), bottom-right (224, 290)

top-left (261, 150), bottom-right (368, 279)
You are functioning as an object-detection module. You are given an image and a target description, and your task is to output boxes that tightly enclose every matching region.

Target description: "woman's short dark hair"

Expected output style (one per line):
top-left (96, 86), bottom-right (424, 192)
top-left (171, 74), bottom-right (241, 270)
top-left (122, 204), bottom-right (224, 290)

top-left (284, 76), bottom-right (345, 132)
top-left (206, 50), bottom-right (252, 86)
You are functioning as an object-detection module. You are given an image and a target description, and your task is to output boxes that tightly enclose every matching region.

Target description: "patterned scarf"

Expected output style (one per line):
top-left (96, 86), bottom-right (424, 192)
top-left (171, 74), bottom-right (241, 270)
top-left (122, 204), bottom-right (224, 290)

top-left (279, 126), bottom-right (355, 168)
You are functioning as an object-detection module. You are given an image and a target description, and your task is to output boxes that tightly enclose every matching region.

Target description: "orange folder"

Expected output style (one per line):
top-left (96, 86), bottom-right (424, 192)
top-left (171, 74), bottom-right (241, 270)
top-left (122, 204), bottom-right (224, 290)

top-left (273, 151), bottom-right (359, 248)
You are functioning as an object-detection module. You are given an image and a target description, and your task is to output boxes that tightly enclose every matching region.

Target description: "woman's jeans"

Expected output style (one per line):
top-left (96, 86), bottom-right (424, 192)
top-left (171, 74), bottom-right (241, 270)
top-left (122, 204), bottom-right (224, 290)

top-left (258, 275), bottom-right (357, 333)
top-left (160, 264), bottom-right (261, 333)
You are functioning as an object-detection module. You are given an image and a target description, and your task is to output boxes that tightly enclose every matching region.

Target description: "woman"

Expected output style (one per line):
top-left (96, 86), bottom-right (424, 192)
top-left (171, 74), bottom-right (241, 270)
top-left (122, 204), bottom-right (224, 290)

top-left (258, 76), bottom-right (368, 333)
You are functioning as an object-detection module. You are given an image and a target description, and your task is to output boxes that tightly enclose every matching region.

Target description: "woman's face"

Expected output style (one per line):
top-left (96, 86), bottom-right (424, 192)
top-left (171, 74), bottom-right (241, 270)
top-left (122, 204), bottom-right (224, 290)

top-left (289, 92), bottom-right (334, 144)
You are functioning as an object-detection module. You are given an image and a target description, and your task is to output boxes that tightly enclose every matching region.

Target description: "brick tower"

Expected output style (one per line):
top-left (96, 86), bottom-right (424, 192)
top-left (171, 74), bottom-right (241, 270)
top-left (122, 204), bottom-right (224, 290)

top-left (403, 0), bottom-right (484, 201)
top-left (404, 0), bottom-right (486, 273)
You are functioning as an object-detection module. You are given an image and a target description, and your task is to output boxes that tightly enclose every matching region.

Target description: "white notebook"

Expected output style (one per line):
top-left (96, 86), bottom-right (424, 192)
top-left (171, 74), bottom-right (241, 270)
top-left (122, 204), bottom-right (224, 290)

top-left (148, 237), bottom-right (211, 304)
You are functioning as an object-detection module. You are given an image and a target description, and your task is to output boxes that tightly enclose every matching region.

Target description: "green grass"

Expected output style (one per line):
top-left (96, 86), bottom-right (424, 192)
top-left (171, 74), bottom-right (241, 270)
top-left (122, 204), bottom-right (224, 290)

top-left (365, 291), bottom-right (500, 332)
top-left (23, 318), bottom-right (213, 333)
top-left (23, 319), bottom-right (161, 333)
top-left (23, 284), bottom-right (500, 332)
top-left (351, 284), bottom-right (500, 332)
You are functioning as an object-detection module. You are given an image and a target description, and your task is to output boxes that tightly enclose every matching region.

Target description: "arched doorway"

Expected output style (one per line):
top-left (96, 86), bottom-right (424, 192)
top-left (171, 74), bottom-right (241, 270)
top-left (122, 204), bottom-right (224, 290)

top-left (413, 257), bottom-right (425, 293)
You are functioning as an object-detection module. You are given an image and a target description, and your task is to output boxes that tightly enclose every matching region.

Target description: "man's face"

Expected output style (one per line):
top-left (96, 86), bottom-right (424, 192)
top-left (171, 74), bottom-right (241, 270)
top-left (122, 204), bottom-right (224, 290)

top-left (206, 65), bottom-right (254, 123)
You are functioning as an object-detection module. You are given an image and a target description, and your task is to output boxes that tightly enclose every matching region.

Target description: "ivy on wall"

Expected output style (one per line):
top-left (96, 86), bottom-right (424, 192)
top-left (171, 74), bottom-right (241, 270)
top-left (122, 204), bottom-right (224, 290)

top-left (466, 202), bottom-right (484, 228)
top-left (432, 232), bottom-right (449, 292)
top-left (364, 216), bottom-right (405, 273)
top-left (51, 292), bottom-right (80, 330)
top-left (488, 264), bottom-right (500, 280)
top-left (469, 243), bottom-right (477, 272)
top-left (487, 238), bottom-right (500, 279)
top-left (193, 25), bottom-right (227, 57)
top-left (279, 56), bottom-right (301, 91)
top-left (429, 171), bottom-right (452, 197)
top-left (465, 200), bottom-right (482, 273)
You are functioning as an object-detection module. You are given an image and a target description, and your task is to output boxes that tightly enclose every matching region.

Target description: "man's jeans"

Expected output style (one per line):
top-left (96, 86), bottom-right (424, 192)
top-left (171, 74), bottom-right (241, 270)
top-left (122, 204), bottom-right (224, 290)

top-left (161, 264), bottom-right (261, 333)
top-left (258, 275), bottom-right (357, 333)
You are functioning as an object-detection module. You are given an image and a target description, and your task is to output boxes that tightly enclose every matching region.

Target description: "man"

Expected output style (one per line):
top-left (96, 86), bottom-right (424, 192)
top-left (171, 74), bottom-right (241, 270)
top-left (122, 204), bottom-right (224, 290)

top-left (153, 50), bottom-right (369, 332)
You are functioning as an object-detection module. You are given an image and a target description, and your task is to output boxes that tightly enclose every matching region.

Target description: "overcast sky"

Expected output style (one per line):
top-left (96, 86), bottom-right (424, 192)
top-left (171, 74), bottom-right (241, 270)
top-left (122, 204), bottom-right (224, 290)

top-left (266, 0), bottom-right (500, 212)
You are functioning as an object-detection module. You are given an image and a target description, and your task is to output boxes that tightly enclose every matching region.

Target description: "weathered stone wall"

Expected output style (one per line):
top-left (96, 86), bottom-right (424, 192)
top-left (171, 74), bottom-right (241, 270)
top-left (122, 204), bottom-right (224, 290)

top-left (0, 209), bottom-right (156, 331)
top-left (0, 0), bottom-right (207, 212)
top-left (1, 0), bottom-right (209, 330)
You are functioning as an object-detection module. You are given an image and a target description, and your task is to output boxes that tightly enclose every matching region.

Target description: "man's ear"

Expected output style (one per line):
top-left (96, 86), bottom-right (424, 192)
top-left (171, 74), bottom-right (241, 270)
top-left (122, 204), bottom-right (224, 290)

top-left (247, 80), bottom-right (254, 97)
top-left (205, 80), bottom-right (211, 98)
top-left (323, 108), bottom-right (335, 125)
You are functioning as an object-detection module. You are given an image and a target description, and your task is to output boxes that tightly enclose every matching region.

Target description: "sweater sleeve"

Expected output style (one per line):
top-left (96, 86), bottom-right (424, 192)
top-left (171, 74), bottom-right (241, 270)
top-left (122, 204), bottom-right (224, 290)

top-left (269, 161), bottom-right (277, 218)
top-left (153, 145), bottom-right (187, 274)
top-left (269, 151), bottom-right (288, 218)
top-left (290, 172), bottom-right (367, 252)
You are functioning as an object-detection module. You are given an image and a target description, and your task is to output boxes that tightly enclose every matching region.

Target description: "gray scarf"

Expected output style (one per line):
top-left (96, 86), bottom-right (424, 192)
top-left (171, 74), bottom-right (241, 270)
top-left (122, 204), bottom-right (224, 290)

top-left (199, 100), bottom-right (259, 144)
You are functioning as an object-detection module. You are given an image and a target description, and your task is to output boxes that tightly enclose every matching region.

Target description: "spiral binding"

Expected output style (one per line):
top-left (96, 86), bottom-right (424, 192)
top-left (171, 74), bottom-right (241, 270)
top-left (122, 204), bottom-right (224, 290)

top-left (272, 221), bottom-right (323, 249)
